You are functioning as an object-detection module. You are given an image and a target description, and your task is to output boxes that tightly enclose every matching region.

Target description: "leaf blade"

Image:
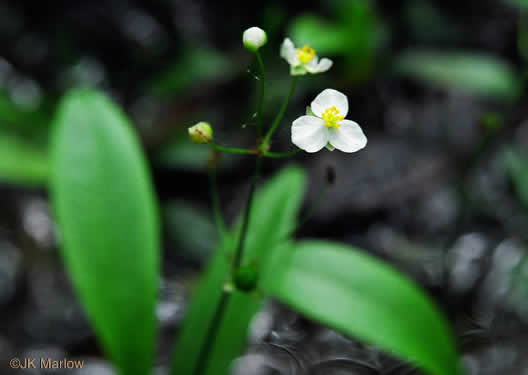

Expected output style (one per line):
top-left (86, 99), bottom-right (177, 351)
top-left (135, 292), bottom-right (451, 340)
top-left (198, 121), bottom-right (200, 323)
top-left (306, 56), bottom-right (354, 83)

top-left (262, 240), bottom-right (460, 375)
top-left (50, 89), bottom-right (160, 375)
top-left (0, 132), bottom-right (48, 186)
top-left (171, 166), bottom-right (306, 375)
top-left (395, 50), bottom-right (521, 101)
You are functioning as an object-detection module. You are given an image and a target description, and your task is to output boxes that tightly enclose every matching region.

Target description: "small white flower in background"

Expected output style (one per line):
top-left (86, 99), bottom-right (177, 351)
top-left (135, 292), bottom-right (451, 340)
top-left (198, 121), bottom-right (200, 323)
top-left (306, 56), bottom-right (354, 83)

top-left (243, 27), bottom-right (267, 52)
top-left (188, 122), bottom-right (213, 144)
top-left (280, 38), bottom-right (333, 76)
top-left (291, 89), bottom-right (367, 153)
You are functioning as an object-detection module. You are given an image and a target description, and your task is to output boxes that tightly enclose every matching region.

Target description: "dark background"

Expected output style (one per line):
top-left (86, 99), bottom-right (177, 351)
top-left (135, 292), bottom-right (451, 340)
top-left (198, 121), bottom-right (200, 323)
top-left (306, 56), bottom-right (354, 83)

top-left (1, 0), bottom-right (528, 374)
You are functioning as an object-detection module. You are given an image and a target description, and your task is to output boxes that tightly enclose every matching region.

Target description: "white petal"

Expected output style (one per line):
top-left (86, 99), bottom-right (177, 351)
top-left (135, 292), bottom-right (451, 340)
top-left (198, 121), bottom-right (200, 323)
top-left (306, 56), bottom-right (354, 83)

top-left (305, 57), bottom-right (333, 74)
top-left (329, 120), bottom-right (367, 153)
top-left (315, 58), bottom-right (333, 73)
top-left (304, 56), bottom-right (319, 73)
top-left (310, 89), bottom-right (348, 118)
top-left (291, 116), bottom-right (329, 153)
top-left (280, 38), bottom-right (299, 66)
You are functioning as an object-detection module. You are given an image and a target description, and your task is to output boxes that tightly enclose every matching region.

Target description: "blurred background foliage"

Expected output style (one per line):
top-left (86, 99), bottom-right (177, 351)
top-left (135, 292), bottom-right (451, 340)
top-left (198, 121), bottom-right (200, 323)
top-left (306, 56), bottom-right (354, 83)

top-left (3, 0), bottom-right (528, 374)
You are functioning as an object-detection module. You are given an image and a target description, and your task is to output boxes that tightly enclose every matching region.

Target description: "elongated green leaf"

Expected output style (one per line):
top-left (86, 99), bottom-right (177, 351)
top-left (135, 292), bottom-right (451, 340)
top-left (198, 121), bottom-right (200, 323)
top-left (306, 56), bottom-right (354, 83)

top-left (156, 133), bottom-right (237, 171)
top-left (50, 89), bottom-right (159, 375)
top-left (0, 91), bottom-right (52, 133)
top-left (262, 241), bottom-right (460, 375)
top-left (165, 200), bottom-right (218, 261)
top-left (505, 0), bottom-right (528, 9)
top-left (0, 132), bottom-right (48, 186)
top-left (149, 47), bottom-right (232, 98)
top-left (289, 14), bottom-right (350, 55)
top-left (172, 166), bottom-right (306, 375)
top-left (395, 50), bottom-right (521, 100)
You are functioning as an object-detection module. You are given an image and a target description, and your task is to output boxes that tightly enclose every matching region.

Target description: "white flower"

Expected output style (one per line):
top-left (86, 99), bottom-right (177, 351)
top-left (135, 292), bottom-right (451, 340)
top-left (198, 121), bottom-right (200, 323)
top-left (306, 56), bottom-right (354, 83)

top-left (243, 27), bottom-right (267, 52)
top-left (291, 89), bottom-right (367, 153)
top-left (280, 38), bottom-right (333, 76)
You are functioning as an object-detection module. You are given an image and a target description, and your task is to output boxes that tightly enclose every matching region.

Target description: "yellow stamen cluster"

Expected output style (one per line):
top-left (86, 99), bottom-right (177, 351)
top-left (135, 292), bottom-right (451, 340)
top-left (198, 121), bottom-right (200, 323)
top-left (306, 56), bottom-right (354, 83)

top-left (322, 106), bottom-right (344, 130)
top-left (297, 45), bottom-right (316, 64)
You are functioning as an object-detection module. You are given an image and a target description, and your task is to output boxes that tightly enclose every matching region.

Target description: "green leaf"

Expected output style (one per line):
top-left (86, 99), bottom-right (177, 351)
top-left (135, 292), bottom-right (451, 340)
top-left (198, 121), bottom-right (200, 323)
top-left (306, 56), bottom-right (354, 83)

top-left (50, 89), bottom-right (160, 375)
top-left (505, 0), bottom-right (528, 9)
top-left (289, 14), bottom-right (350, 55)
top-left (156, 133), bottom-right (237, 171)
top-left (149, 47), bottom-right (232, 98)
top-left (171, 166), bottom-right (306, 375)
top-left (262, 240), bottom-right (460, 375)
top-left (505, 148), bottom-right (528, 208)
top-left (0, 132), bottom-right (48, 186)
top-left (0, 90), bottom-right (52, 133)
top-left (395, 50), bottom-right (522, 100)
top-left (164, 200), bottom-right (218, 261)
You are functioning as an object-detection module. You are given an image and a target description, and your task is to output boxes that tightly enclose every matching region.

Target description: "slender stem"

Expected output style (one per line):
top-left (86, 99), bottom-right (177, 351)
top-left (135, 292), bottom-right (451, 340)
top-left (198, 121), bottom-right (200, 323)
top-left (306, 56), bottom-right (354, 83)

top-left (192, 290), bottom-right (231, 375)
top-left (255, 51), bottom-right (265, 137)
top-left (261, 76), bottom-right (298, 149)
top-left (210, 142), bottom-right (255, 155)
top-left (208, 167), bottom-right (226, 238)
top-left (233, 156), bottom-right (263, 268)
top-left (192, 157), bottom-right (263, 375)
top-left (263, 149), bottom-right (302, 158)
top-left (210, 142), bottom-right (300, 159)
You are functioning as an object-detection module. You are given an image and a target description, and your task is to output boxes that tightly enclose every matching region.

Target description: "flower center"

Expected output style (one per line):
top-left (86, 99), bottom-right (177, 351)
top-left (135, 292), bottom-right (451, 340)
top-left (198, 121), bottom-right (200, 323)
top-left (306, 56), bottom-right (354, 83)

top-left (297, 45), bottom-right (316, 64)
top-left (321, 106), bottom-right (344, 130)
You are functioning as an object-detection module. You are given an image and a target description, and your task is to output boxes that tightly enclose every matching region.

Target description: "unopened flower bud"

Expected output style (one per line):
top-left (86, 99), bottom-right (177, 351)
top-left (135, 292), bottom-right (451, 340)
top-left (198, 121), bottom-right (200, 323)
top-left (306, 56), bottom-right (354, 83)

top-left (243, 27), bottom-right (267, 52)
top-left (233, 264), bottom-right (259, 292)
top-left (188, 122), bottom-right (213, 144)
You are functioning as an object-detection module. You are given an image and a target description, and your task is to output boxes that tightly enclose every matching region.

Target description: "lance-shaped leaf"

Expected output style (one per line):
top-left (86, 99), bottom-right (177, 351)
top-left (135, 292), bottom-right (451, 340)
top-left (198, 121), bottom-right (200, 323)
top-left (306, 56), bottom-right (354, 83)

top-left (171, 166), bottom-right (306, 375)
top-left (395, 50), bottom-right (521, 101)
top-left (261, 240), bottom-right (460, 375)
top-left (50, 89), bottom-right (160, 375)
top-left (0, 132), bottom-right (48, 186)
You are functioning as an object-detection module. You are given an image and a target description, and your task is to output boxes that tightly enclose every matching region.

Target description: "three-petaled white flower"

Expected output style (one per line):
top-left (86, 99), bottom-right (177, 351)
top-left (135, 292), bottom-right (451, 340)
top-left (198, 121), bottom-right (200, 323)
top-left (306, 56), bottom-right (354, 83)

top-left (280, 38), bottom-right (333, 76)
top-left (291, 89), bottom-right (367, 153)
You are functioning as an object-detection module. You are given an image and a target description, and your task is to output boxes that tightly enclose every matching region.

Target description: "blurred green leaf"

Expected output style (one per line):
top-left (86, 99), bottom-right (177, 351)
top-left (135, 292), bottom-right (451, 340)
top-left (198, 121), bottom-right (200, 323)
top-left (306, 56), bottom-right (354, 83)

top-left (165, 200), bottom-right (218, 261)
top-left (395, 50), bottom-right (522, 100)
top-left (50, 89), bottom-right (159, 375)
top-left (0, 132), bottom-right (48, 186)
top-left (171, 166), bottom-right (306, 375)
top-left (262, 240), bottom-right (460, 375)
top-left (156, 133), bottom-right (239, 171)
top-left (149, 47), bottom-right (232, 98)
top-left (157, 134), bottom-right (214, 170)
top-left (505, 0), bottom-right (528, 9)
top-left (404, 0), bottom-right (462, 43)
top-left (505, 148), bottom-right (528, 208)
top-left (0, 92), bottom-right (51, 130)
top-left (288, 0), bottom-right (385, 80)
top-left (289, 14), bottom-right (350, 55)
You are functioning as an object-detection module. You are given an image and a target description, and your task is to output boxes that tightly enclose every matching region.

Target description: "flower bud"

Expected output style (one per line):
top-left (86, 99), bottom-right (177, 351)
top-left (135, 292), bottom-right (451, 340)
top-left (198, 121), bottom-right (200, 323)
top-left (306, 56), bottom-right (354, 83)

top-left (188, 122), bottom-right (213, 144)
top-left (242, 27), bottom-right (267, 52)
top-left (233, 264), bottom-right (259, 292)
